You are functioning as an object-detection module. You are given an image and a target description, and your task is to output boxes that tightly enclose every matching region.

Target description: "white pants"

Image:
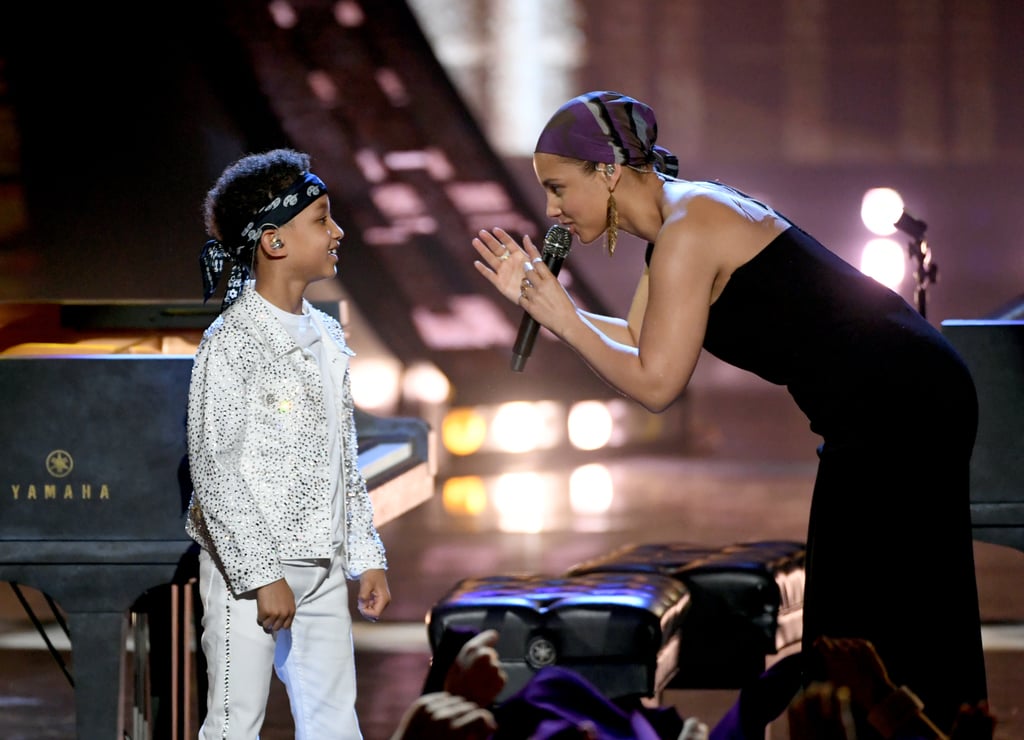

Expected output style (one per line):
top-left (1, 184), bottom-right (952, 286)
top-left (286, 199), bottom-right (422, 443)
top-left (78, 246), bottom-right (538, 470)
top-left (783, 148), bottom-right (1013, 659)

top-left (197, 549), bottom-right (362, 739)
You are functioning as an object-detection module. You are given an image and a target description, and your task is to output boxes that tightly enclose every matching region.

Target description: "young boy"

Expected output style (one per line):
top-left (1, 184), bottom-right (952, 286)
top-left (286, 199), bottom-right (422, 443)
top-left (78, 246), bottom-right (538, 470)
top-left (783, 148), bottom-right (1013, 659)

top-left (186, 148), bottom-right (389, 739)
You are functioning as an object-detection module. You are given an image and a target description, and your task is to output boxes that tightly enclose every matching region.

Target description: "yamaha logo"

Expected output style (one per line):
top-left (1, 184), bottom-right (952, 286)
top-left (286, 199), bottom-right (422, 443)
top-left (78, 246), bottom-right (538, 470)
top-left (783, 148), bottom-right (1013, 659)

top-left (525, 635), bottom-right (556, 669)
top-left (7, 450), bottom-right (111, 502)
top-left (45, 450), bottom-right (74, 478)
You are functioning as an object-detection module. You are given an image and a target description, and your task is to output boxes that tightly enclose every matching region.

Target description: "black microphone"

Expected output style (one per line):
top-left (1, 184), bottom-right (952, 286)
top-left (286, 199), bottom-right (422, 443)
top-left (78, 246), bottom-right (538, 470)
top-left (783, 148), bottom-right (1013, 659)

top-left (511, 224), bottom-right (573, 372)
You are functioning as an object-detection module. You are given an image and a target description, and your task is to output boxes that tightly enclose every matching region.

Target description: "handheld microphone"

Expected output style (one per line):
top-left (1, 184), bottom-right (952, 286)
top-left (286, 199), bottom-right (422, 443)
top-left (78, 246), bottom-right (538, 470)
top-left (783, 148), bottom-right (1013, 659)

top-left (511, 224), bottom-right (573, 372)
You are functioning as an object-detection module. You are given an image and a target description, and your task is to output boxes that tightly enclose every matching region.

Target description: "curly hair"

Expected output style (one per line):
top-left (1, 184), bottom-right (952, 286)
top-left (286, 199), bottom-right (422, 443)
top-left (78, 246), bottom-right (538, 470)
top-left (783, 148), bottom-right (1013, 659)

top-left (203, 148), bottom-right (311, 244)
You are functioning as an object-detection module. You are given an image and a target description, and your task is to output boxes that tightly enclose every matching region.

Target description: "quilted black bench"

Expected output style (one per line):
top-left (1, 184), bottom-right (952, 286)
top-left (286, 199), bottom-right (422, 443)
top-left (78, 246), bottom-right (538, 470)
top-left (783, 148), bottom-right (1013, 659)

top-left (427, 570), bottom-right (689, 703)
top-left (567, 540), bottom-right (806, 689)
top-left (426, 540), bottom-right (805, 703)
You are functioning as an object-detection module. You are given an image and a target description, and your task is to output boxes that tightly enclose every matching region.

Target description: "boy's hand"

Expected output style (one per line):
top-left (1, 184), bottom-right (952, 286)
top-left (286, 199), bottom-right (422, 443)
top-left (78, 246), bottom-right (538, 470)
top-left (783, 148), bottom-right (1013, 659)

top-left (256, 578), bottom-right (296, 633)
top-left (358, 568), bottom-right (391, 621)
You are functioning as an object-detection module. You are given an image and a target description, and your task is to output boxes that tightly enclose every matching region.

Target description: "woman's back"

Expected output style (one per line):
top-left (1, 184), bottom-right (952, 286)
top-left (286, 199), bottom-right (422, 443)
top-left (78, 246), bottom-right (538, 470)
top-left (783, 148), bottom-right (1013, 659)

top-left (699, 223), bottom-right (974, 446)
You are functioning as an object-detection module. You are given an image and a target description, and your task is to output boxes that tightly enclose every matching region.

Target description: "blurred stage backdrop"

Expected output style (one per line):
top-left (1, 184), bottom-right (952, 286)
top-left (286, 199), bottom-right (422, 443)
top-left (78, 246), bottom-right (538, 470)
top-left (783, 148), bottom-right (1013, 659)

top-left (2, 0), bottom-right (1022, 472)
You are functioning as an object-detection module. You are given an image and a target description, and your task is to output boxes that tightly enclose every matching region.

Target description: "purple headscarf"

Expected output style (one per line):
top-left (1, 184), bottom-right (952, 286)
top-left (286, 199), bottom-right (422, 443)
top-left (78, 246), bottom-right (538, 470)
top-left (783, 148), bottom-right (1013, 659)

top-left (534, 91), bottom-right (679, 178)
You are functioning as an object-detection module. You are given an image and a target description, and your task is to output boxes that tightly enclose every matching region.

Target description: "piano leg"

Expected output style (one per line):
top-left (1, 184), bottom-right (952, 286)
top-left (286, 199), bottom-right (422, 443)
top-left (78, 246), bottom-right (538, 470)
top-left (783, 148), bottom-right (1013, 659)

top-left (147, 580), bottom-right (204, 739)
top-left (110, 591), bottom-right (202, 740)
top-left (67, 609), bottom-right (128, 739)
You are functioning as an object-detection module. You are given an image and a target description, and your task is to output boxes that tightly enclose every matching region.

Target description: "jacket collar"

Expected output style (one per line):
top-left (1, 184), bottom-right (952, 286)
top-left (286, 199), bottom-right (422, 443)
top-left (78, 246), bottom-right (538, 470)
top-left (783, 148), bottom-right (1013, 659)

top-left (232, 282), bottom-right (312, 359)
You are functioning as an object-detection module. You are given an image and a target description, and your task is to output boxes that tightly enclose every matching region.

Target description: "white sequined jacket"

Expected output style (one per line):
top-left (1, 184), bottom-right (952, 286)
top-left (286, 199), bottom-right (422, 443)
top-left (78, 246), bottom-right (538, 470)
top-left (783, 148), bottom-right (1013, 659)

top-left (185, 285), bottom-right (386, 596)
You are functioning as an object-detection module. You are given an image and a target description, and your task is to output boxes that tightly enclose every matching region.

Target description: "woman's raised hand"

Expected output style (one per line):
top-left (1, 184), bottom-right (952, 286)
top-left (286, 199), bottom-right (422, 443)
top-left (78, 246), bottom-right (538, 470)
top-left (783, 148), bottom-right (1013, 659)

top-left (472, 227), bottom-right (540, 305)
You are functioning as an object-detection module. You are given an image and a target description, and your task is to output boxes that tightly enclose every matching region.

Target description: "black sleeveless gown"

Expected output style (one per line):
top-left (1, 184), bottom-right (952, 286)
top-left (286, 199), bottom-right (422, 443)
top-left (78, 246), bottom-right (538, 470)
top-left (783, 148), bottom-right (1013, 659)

top-left (664, 223), bottom-right (987, 729)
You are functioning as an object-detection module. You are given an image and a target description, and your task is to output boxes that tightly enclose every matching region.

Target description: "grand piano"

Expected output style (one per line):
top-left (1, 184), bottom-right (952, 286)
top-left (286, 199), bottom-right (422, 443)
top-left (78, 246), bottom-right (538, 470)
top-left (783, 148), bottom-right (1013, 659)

top-left (0, 300), bottom-right (435, 739)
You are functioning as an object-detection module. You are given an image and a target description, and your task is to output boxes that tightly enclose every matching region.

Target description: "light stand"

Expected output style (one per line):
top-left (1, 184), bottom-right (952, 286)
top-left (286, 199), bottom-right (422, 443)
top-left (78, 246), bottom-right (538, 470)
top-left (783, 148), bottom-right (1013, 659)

top-left (895, 210), bottom-right (937, 319)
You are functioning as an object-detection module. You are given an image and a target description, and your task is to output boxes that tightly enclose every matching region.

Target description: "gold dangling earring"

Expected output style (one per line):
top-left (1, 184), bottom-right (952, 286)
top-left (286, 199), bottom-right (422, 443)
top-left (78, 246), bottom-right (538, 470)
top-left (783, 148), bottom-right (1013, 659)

top-left (605, 191), bottom-right (618, 256)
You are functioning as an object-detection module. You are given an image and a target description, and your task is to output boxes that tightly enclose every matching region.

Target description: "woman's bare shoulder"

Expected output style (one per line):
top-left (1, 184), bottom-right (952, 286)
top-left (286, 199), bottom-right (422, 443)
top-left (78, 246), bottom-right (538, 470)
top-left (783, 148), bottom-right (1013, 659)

top-left (655, 180), bottom-right (787, 291)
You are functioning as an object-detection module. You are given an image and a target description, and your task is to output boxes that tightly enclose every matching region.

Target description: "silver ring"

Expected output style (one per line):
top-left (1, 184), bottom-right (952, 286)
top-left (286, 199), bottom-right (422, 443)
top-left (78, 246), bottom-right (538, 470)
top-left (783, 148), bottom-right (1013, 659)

top-left (531, 257), bottom-right (543, 264)
top-left (498, 250), bottom-right (510, 261)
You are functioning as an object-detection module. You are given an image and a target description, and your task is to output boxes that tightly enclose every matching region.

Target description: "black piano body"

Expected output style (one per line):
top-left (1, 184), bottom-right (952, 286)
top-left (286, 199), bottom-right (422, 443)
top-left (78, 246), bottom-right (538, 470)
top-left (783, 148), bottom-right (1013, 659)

top-left (941, 315), bottom-right (1024, 554)
top-left (0, 301), bottom-right (434, 738)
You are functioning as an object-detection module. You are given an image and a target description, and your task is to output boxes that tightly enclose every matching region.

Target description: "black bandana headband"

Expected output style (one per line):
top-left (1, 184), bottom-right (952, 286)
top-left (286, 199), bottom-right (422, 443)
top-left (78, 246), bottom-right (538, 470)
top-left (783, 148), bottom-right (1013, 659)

top-left (200, 171), bottom-right (328, 311)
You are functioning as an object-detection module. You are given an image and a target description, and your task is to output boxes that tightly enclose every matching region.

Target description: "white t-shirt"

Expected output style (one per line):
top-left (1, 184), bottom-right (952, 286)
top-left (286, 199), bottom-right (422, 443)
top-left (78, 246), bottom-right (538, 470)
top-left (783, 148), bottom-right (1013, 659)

top-left (260, 295), bottom-right (345, 555)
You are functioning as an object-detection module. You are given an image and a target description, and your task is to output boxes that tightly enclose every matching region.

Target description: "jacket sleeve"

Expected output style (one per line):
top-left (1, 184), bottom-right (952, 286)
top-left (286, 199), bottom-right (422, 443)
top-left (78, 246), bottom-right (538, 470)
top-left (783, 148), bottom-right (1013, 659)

top-left (187, 327), bottom-right (284, 595)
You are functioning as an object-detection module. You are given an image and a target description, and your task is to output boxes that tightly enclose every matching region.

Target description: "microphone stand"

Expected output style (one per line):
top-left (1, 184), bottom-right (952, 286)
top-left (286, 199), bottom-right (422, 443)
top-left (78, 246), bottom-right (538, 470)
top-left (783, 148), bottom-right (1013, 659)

top-left (896, 211), bottom-right (937, 319)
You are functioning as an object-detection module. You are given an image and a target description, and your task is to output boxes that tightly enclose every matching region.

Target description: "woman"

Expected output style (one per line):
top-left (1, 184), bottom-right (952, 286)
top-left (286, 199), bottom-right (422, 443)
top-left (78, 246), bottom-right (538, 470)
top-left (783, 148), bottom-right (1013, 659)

top-left (471, 91), bottom-right (986, 733)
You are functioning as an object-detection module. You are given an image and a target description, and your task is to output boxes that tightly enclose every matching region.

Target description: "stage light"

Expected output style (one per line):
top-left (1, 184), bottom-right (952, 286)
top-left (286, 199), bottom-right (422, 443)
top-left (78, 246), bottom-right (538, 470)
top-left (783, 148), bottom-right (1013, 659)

top-left (441, 407), bottom-right (487, 456)
top-left (441, 475), bottom-right (488, 516)
top-left (861, 188), bottom-right (905, 236)
top-left (402, 361), bottom-right (451, 404)
top-left (859, 238), bottom-right (906, 289)
top-left (569, 464), bottom-right (614, 515)
top-left (491, 401), bottom-right (562, 453)
top-left (567, 400), bottom-right (613, 450)
top-left (268, 0), bottom-right (298, 28)
top-left (493, 472), bottom-right (547, 533)
top-left (350, 357), bottom-right (402, 412)
top-left (490, 402), bottom-right (539, 453)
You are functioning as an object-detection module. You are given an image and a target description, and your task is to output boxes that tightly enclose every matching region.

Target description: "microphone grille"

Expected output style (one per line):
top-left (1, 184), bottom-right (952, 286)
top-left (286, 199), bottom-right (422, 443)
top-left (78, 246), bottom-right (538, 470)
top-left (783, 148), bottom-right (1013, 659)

top-left (542, 224), bottom-right (573, 259)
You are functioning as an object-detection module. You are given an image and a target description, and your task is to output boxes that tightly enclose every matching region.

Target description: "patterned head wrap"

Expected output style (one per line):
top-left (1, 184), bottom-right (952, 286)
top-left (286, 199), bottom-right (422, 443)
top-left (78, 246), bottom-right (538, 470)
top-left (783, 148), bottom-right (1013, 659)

top-left (200, 171), bottom-right (328, 312)
top-left (534, 91), bottom-right (679, 178)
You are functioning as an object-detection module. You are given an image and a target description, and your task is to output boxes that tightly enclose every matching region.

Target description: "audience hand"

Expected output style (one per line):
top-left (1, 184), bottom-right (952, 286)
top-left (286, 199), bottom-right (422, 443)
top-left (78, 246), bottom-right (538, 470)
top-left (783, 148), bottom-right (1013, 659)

top-left (443, 628), bottom-right (507, 707)
top-left (787, 681), bottom-right (856, 740)
top-left (813, 636), bottom-right (895, 709)
top-left (810, 636), bottom-right (981, 740)
top-left (949, 700), bottom-right (996, 740)
top-left (389, 691), bottom-right (496, 740)
top-left (679, 715), bottom-right (710, 740)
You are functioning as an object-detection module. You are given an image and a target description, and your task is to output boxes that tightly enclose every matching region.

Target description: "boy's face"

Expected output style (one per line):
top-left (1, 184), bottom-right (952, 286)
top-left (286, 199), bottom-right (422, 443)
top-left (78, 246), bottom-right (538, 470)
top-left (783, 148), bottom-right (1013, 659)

top-left (278, 194), bottom-right (344, 284)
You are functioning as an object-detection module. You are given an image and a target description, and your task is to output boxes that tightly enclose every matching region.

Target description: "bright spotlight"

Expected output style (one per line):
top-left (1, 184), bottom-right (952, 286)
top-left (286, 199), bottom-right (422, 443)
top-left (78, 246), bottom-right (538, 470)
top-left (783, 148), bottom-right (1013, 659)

top-left (569, 464), bottom-right (614, 515)
top-left (441, 475), bottom-right (488, 516)
top-left (567, 401), bottom-right (613, 450)
top-left (860, 238), bottom-right (906, 288)
top-left (402, 361), bottom-right (451, 404)
top-left (491, 402), bottom-right (553, 453)
top-left (491, 402), bottom-right (540, 453)
top-left (350, 357), bottom-right (403, 412)
top-left (441, 407), bottom-right (487, 456)
top-left (493, 472), bottom-right (546, 532)
top-left (861, 188), bottom-right (905, 236)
